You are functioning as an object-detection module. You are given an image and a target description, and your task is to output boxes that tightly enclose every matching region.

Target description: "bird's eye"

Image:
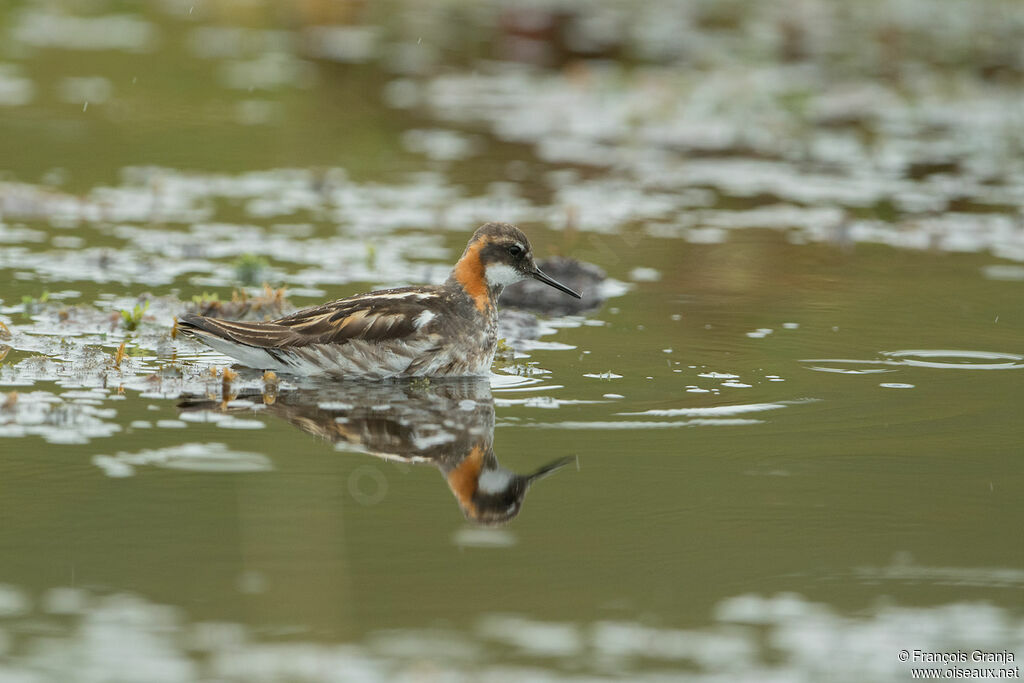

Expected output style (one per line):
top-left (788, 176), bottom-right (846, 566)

top-left (508, 244), bottom-right (523, 257)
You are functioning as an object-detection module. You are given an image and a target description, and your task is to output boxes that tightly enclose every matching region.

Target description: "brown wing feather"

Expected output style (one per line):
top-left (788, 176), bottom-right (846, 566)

top-left (176, 315), bottom-right (294, 347)
top-left (178, 287), bottom-right (441, 349)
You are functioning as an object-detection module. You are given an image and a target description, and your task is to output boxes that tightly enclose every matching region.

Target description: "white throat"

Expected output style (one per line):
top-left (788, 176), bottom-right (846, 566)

top-left (477, 468), bottom-right (515, 493)
top-left (485, 263), bottom-right (525, 288)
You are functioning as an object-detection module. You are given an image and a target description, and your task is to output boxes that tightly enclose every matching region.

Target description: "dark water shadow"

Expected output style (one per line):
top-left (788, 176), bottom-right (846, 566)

top-left (179, 378), bottom-right (572, 525)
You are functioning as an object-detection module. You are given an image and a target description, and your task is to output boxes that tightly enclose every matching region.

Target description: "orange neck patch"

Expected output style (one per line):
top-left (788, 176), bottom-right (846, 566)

top-left (446, 445), bottom-right (484, 516)
top-left (453, 241), bottom-right (491, 312)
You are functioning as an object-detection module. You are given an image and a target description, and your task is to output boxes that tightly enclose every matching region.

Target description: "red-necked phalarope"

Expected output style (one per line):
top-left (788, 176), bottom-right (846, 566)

top-left (177, 222), bottom-right (582, 378)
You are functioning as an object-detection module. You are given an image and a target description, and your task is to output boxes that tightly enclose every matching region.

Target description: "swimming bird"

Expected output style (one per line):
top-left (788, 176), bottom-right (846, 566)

top-left (177, 222), bottom-right (582, 378)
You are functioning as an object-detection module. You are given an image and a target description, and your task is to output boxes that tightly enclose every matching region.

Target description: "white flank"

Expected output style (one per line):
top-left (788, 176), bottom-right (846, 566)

top-left (485, 263), bottom-right (524, 287)
top-left (194, 328), bottom-right (492, 379)
top-left (200, 335), bottom-right (284, 371)
top-left (414, 309), bottom-right (436, 329)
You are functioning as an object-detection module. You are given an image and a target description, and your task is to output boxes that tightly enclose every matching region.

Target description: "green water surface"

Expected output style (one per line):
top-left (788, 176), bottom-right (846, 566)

top-left (1, 2), bottom-right (1023, 680)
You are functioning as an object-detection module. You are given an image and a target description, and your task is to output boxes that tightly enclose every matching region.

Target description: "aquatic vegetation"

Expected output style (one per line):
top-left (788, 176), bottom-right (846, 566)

top-left (112, 342), bottom-right (127, 369)
top-left (493, 338), bottom-right (515, 365)
top-left (190, 291), bottom-right (220, 307)
top-left (186, 285), bottom-right (291, 321)
top-left (408, 376), bottom-right (431, 390)
top-left (261, 370), bottom-right (279, 404)
top-left (233, 253), bottom-right (270, 286)
top-left (20, 291), bottom-right (49, 316)
top-left (119, 300), bottom-right (150, 331)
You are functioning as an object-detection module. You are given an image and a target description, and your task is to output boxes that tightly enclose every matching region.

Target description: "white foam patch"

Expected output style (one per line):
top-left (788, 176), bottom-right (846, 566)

top-left (4, 583), bottom-right (1023, 680)
top-left (452, 527), bottom-right (517, 548)
top-left (477, 615), bottom-right (583, 657)
top-left (806, 366), bottom-right (896, 375)
top-left (521, 419), bottom-right (764, 429)
top-left (92, 442), bottom-right (272, 477)
top-left (620, 402), bottom-right (790, 417)
top-left (216, 416), bottom-right (265, 429)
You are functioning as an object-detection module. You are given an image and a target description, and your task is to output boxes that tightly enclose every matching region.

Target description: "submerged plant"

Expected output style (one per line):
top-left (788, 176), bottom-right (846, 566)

top-left (120, 301), bottom-right (150, 331)
top-left (189, 291), bottom-right (223, 317)
top-left (21, 291), bottom-right (50, 317)
top-left (409, 376), bottom-right (432, 390)
top-left (191, 292), bottom-right (220, 306)
top-left (233, 253), bottom-right (270, 286)
top-left (112, 341), bottom-right (127, 369)
top-left (492, 337), bottom-right (516, 367)
top-left (186, 285), bottom-right (289, 320)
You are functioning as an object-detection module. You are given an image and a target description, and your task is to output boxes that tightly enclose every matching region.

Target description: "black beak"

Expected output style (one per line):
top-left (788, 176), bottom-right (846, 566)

top-left (532, 268), bottom-right (582, 299)
top-left (525, 455), bottom-right (576, 485)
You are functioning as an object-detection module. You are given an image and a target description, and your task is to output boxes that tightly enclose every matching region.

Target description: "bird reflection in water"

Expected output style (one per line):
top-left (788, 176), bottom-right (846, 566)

top-left (179, 377), bottom-right (572, 525)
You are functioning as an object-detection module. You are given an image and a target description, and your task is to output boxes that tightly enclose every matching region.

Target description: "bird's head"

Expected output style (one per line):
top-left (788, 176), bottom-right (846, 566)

top-left (459, 222), bottom-right (582, 299)
top-left (459, 455), bottom-right (576, 526)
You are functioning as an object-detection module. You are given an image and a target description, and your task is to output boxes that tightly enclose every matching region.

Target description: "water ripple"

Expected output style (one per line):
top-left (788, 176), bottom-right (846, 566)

top-left (881, 349), bottom-right (1024, 370)
top-left (803, 349), bottom-right (1024, 373)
